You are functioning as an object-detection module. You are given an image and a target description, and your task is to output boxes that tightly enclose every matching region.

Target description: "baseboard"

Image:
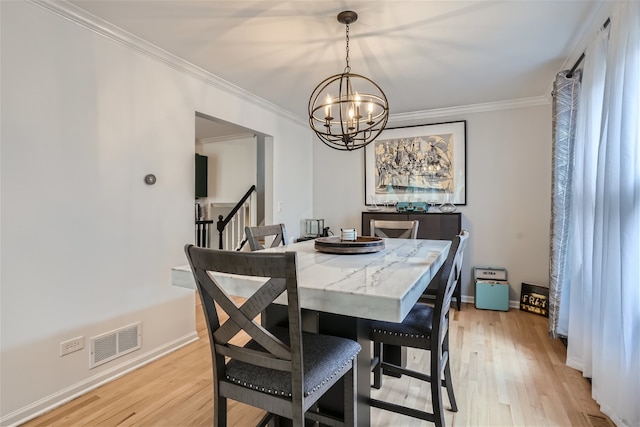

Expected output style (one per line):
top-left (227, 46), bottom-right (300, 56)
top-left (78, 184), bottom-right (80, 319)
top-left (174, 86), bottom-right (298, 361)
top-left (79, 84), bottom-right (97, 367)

top-left (461, 295), bottom-right (474, 305)
top-left (1, 332), bottom-right (199, 427)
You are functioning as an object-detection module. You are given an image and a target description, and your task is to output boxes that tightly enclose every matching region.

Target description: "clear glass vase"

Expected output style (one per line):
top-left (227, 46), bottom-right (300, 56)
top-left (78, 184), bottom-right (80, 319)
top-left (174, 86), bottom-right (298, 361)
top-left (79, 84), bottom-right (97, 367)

top-left (438, 193), bottom-right (457, 213)
top-left (438, 202), bottom-right (457, 213)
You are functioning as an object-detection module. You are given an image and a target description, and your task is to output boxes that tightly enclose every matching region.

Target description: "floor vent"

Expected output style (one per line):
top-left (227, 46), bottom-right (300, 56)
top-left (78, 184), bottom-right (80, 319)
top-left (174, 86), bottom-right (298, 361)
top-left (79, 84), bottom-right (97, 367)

top-left (90, 322), bottom-right (141, 368)
top-left (583, 413), bottom-right (615, 427)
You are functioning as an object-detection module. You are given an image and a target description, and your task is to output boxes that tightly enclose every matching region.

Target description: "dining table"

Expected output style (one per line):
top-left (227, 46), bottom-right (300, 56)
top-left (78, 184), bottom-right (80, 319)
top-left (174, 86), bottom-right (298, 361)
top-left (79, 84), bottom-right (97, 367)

top-left (171, 237), bottom-right (451, 425)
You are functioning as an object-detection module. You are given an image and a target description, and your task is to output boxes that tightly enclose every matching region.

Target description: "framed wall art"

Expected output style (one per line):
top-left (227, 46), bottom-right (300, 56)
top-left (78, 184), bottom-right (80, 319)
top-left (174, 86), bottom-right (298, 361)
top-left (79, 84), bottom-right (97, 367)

top-left (364, 121), bottom-right (466, 206)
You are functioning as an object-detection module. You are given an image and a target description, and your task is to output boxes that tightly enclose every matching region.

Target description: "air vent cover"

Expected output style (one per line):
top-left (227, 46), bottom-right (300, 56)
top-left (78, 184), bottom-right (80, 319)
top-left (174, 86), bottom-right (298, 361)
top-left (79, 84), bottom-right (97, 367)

top-left (90, 322), bottom-right (141, 368)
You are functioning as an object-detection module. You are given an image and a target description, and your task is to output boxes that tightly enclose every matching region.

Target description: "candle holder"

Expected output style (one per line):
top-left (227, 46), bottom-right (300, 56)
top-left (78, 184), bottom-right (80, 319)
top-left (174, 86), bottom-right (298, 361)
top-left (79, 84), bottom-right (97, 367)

top-left (305, 219), bottom-right (325, 237)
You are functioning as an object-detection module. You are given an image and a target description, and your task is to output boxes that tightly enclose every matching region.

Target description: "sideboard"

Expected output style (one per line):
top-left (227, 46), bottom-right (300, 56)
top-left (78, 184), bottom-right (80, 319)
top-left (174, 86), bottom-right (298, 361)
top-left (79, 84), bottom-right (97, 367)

top-left (362, 211), bottom-right (463, 309)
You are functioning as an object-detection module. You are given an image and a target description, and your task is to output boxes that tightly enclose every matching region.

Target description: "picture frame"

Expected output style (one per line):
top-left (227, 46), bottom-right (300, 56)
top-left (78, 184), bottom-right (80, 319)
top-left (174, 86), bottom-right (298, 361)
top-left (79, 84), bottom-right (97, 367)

top-left (364, 120), bottom-right (467, 206)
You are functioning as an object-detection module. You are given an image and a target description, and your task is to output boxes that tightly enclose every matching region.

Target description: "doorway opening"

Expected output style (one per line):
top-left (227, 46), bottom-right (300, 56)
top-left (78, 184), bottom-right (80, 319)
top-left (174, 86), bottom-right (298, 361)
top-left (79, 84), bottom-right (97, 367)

top-left (194, 112), bottom-right (272, 249)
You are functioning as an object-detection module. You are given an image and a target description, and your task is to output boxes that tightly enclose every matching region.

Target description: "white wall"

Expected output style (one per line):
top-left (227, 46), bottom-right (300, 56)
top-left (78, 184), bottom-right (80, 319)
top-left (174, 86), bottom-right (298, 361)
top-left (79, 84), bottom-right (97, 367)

top-left (196, 135), bottom-right (257, 206)
top-left (0, 2), bottom-right (312, 424)
top-left (313, 104), bottom-right (553, 303)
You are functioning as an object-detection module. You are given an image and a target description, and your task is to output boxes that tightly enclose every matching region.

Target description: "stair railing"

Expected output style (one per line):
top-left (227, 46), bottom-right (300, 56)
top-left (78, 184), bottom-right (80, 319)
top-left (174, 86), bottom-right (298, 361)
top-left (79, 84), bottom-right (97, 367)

top-left (216, 185), bottom-right (256, 250)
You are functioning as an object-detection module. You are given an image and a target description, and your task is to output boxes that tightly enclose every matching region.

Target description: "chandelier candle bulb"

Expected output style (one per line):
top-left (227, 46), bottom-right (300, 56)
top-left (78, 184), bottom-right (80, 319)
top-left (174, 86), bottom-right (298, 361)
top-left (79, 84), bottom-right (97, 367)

top-left (325, 95), bottom-right (332, 118)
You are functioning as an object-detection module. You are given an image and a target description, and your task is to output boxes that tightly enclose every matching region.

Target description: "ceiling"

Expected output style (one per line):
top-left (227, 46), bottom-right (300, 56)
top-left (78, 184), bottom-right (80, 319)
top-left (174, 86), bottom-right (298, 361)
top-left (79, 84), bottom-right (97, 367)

top-left (67, 1), bottom-right (609, 138)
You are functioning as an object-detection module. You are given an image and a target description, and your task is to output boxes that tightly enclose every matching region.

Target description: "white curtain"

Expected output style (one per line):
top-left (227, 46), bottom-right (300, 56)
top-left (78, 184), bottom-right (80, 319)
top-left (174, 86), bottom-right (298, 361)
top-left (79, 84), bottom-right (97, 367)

top-left (564, 2), bottom-right (640, 426)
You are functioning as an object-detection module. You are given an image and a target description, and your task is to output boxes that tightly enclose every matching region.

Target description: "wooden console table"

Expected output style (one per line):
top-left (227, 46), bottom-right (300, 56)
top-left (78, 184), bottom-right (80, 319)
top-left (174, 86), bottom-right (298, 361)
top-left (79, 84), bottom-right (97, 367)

top-left (362, 211), bottom-right (463, 309)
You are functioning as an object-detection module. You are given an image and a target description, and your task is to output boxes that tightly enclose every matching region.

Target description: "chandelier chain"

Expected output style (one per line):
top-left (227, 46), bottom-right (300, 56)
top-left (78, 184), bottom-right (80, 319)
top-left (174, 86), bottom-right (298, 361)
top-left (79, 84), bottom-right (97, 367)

top-left (344, 23), bottom-right (351, 73)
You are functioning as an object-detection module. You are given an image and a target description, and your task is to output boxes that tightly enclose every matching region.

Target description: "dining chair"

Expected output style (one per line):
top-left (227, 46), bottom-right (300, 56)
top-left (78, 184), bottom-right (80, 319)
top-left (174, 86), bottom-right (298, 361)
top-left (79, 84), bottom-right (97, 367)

top-left (421, 227), bottom-right (468, 311)
top-left (369, 230), bottom-right (470, 427)
top-left (245, 223), bottom-right (288, 251)
top-left (184, 245), bottom-right (361, 426)
top-left (369, 219), bottom-right (419, 239)
top-left (369, 219), bottom-right (421, 373)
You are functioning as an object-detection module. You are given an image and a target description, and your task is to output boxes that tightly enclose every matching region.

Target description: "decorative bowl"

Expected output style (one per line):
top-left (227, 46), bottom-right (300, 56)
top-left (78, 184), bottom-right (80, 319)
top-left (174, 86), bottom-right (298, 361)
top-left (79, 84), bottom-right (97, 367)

top-left (438, 203), bottom-right (457, 213)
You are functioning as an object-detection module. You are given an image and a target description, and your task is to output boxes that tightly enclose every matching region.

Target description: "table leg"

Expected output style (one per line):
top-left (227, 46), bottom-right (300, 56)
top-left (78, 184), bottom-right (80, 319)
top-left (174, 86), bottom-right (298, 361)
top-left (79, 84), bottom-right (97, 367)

top-left (318, 312), bottom-right (371, 427)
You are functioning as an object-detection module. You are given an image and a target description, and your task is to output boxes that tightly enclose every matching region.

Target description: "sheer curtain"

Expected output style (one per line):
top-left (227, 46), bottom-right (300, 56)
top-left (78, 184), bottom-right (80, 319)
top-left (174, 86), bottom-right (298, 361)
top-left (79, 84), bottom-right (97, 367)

top-left (566, 23), bottom-right (608, 380)
top-left (563, 2), bottom-right (640, 426)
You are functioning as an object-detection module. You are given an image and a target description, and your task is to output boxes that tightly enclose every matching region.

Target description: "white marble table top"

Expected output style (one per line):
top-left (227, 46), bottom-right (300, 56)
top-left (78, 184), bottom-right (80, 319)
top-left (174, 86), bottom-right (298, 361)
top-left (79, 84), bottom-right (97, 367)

top-left (172, 238), bottom-right (450, 323)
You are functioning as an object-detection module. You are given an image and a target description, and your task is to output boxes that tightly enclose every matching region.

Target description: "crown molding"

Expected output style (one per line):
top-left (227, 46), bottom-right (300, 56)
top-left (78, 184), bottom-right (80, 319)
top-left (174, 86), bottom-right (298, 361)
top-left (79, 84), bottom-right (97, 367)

top-left (197, 133), bottom-right (256, 145)
top-left (389, 96), bottom-right (550, 126)
top-left (546, 1), bottom-right (612, 98)
top-left (27, 0), bottom-right (306, 127)
top-left (26, 0), bottom-right (553, 133)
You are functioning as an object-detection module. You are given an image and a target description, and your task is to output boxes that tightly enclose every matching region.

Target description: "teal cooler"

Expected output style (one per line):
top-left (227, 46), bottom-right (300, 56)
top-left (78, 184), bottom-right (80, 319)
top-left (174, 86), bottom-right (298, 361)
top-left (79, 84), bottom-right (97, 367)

top-left (474, 267), bottom-right (510, 311)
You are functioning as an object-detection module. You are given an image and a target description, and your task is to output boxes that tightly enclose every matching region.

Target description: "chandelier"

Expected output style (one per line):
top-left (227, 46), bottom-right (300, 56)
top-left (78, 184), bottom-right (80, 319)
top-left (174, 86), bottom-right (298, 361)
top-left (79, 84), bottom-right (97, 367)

top-left (308, 11), bottom-right (389, 151)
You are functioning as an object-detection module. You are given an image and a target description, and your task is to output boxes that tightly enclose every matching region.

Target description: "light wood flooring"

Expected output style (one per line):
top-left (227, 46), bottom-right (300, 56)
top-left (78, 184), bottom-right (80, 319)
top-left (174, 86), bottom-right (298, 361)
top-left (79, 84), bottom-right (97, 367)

top-left (23, 298), bottom-right (612, 426)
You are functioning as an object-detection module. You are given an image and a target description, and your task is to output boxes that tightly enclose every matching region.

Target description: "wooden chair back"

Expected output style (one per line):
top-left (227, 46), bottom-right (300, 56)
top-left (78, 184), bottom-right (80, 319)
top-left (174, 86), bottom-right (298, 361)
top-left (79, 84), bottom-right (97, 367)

top-left (369, 219), bottom-right (419, 239)
top-left (245, 224), bottom-right (288, 251)
top-left (434, 230), bottom-right (469, 331)
top-left (185, 245), bottom-right (301, 370)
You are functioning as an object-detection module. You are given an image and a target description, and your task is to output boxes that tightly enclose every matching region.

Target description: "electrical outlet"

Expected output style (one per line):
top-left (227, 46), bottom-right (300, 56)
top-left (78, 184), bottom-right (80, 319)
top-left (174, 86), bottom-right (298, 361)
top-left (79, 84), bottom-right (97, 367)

top-left (60, 336), bottom-right (84, 356)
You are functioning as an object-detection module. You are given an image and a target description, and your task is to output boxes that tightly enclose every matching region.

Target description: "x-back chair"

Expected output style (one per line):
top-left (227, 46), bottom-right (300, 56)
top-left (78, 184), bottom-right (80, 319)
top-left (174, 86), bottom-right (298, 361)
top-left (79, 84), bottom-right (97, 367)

top-left (184, 245), bottom-right (361, 426)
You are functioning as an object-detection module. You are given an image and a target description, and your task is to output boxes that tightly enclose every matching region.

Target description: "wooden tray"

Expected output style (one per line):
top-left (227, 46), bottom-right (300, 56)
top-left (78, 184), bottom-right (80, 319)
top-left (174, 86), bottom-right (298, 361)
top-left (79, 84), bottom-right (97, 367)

top-left (314, 236), bottom-right (385, 254)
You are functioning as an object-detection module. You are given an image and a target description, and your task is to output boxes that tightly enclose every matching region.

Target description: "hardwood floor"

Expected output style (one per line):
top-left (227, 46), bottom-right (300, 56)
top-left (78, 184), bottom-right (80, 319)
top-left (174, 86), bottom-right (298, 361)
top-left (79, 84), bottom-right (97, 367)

top-left (22, 299), bottom-right (612, 426)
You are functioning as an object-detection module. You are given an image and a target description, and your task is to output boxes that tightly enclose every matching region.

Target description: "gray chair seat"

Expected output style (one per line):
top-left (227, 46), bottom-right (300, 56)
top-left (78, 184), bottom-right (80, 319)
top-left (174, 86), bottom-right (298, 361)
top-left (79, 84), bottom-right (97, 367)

top-left (370, 303), bottom-right (434, 346)
top-left (226, 326), bottom-right (361, 398)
